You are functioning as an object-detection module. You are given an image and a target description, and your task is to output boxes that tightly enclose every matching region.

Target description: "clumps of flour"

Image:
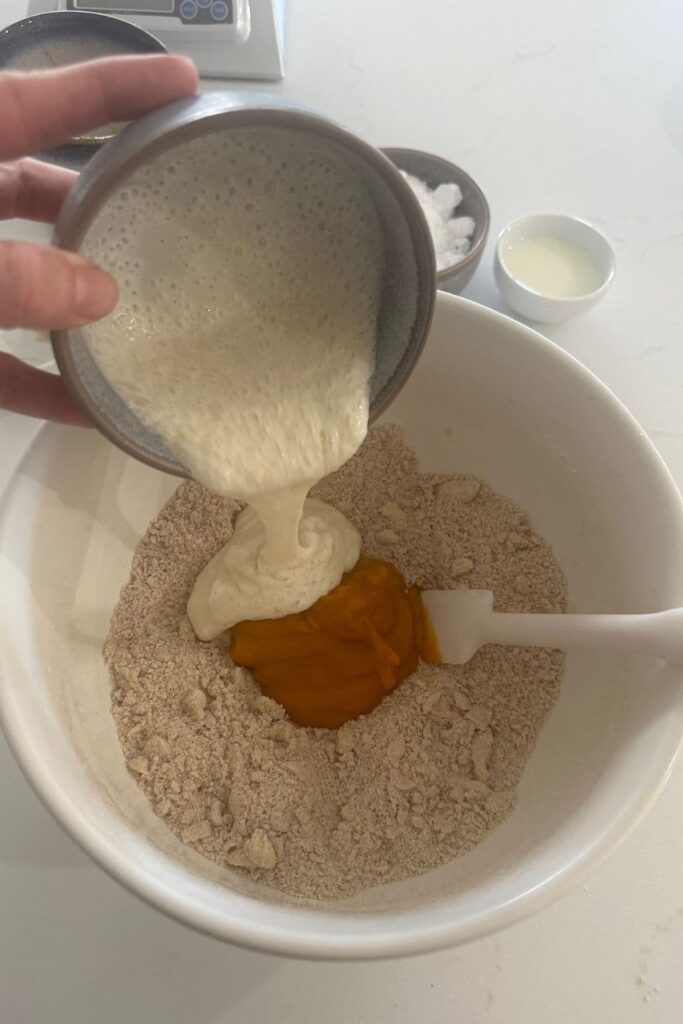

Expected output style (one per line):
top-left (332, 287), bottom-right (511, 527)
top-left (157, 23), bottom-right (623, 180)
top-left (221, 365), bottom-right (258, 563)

top-left (400, 170), bottom-right (475, 270)
top-left (106, 426), bottom-right (566, 901)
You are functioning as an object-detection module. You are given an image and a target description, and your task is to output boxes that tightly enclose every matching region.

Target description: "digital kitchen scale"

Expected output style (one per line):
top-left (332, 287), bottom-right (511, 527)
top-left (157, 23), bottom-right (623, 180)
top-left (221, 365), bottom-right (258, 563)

top-left (26, 0), bottom-right (286, 79)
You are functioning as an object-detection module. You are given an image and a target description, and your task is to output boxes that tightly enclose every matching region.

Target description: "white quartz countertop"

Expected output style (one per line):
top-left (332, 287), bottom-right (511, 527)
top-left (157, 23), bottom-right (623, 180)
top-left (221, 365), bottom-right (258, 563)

top-left (2, 0), bottom-right (683, 1020)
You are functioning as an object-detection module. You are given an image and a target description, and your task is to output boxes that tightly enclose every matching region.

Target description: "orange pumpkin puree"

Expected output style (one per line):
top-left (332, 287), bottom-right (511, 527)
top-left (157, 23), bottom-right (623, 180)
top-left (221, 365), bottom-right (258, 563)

top-left (230, 554), bottom-right (440, 729)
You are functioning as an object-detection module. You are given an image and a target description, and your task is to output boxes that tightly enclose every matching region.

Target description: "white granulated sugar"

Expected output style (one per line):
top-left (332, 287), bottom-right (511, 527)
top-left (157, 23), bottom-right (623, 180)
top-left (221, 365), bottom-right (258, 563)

top-left (400, 170), bottom-right (476, 271)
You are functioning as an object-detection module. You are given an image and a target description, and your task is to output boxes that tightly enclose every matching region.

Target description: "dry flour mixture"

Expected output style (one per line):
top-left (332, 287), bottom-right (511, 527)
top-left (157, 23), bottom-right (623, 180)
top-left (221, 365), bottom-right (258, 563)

top-left (107, 426), bottom-right (566, 900)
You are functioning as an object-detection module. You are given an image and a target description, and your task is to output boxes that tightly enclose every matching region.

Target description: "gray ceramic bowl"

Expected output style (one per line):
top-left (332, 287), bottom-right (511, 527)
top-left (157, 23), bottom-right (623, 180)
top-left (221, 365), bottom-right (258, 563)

top-left (382, 148), bottom-right (490, 294)
top-left (0, 11), bottom-right (167, 170)
top-left (52, 94), bottom-right (436, 479)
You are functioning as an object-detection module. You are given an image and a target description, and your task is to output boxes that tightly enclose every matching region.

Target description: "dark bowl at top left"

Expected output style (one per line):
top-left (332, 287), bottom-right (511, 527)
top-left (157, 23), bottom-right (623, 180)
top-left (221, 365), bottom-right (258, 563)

top-left (0, 11), bottom-right (167, 170)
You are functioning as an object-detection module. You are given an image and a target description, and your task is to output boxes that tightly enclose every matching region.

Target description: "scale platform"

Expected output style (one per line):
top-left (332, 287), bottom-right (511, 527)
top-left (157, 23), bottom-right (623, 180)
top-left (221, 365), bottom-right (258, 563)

top-left (26, 0), bottom-right (286, 80)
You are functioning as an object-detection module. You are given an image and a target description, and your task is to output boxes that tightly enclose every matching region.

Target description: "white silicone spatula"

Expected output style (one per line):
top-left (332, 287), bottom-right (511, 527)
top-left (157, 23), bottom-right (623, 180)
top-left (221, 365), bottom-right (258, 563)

top-left (422, 589), bottom-right (683, 665)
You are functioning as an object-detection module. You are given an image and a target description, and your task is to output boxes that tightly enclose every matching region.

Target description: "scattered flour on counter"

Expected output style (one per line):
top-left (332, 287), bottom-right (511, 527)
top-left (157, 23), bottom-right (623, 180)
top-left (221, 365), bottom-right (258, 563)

top-left (106, 426), bottom-right (567, 901)
top-left (400, 170), bottom-right (475, 271)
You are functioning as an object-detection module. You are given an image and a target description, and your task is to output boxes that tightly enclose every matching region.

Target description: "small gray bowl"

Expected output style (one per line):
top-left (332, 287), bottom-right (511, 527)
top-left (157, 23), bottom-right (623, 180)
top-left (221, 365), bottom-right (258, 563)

top-left (382, 148), bottom-right (490, 294)
top-left (0, 11), bottom-right (167, 170)
top-left (51, 94), bottom-right (436, 479)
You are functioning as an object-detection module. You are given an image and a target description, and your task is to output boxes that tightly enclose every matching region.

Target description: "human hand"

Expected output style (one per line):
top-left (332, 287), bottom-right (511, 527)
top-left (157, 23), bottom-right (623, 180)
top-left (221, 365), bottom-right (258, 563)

top-left (0, 54), bottom-right (198, 424)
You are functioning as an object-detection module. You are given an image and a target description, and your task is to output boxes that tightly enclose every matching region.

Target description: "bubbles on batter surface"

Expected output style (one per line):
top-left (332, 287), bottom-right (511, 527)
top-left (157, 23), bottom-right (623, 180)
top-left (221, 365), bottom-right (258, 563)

top-left (81, 126), bottom-right (383, 498)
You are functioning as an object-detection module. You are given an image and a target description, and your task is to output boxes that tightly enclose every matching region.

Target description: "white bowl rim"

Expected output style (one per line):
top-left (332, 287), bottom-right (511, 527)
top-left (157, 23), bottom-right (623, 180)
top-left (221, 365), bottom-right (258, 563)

top-left (0, 292), bottom-right (681, 960)
top-left (495, 213), bottom-right (616, 304)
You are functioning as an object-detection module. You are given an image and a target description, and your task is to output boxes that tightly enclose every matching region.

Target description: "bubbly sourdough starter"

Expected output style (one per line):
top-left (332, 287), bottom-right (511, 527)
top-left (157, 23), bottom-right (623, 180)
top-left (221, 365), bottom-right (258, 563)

top-left (82, 128), bottom-right (383, 631)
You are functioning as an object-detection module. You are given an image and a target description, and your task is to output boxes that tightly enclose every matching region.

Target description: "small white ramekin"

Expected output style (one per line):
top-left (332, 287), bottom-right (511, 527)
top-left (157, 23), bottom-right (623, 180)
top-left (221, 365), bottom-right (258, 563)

top-left (494, 214), bottom-right (615, 323)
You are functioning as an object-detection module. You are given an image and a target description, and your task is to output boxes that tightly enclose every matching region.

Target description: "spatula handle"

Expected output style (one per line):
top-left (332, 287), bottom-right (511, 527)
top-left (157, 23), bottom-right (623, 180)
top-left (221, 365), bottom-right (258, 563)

top-left (484, 608), bottom-right (683, 663)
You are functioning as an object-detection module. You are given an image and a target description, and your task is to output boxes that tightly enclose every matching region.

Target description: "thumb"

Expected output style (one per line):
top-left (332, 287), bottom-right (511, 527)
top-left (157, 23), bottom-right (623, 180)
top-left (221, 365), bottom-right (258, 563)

top-left (0, 241), bottom-right (118, 329)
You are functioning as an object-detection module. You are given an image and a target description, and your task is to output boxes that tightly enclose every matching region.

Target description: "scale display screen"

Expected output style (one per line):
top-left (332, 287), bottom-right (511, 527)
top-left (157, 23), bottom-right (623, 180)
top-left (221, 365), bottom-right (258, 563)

top-left (68, 1), bottom-right (234, 22)
top-left (71, 1), bottom-right (175, 11)
top-left (69, 1), bottom-right (175, 10)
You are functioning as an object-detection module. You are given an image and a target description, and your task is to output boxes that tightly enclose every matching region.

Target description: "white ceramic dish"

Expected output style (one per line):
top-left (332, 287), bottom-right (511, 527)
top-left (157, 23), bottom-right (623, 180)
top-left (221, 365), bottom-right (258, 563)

top-left (0, 293), bottom-right (682, 960)
top-left (494, 214), bottom-right (615, 323)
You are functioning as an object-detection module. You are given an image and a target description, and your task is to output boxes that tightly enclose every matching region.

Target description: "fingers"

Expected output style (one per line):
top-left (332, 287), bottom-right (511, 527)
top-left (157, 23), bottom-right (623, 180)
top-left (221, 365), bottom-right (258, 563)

top-left (0, 54), bottom-right (199, 161)
top-left (0, 158), bottom-right (78, 222)
top-left (0, 353), bottom-right (90, 425)
top-left (0, 242), bottom-right (118, 329)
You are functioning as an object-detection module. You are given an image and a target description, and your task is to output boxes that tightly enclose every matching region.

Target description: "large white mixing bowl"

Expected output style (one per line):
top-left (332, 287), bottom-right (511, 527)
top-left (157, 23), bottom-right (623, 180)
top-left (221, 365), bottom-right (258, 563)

top-left (1, 293), bottom-right (682, 959)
